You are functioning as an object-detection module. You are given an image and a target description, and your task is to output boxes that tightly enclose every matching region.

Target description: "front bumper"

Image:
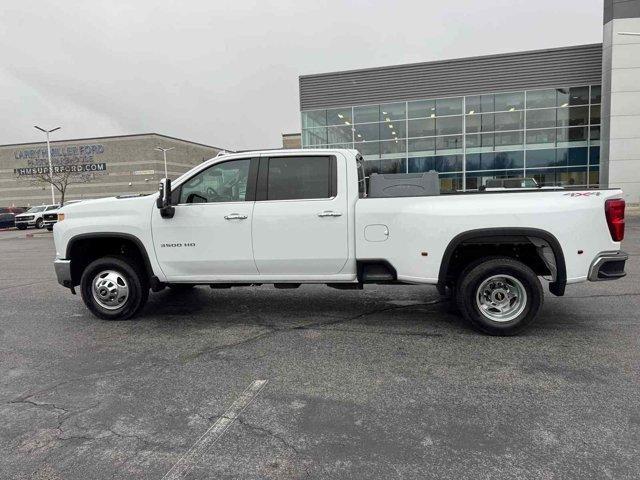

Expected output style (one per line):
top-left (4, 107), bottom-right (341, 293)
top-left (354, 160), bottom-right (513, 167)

top-left (15, 219), bottom-right (36, 226)
top-left (54, 259), bottom-right (73, 288)
top-left (588, 251), bottom-right (628, 281)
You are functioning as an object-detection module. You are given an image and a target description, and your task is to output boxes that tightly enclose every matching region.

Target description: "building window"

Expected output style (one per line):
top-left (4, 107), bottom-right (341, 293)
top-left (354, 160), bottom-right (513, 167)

top-left (300, 83), bottom-right (602, 190)
top-left (380, 102), bottom-right (406, 122)
top-left (326, 108), bottom-right (352, 126)
top-left (354, 123), bottom-right (379, 142)
top-left (436, 97), bottom-right (463, 116)
top-left (408, 99), bottom-right (436, 118)
top-left (354, 105), bottom-right (379, 124)
top-left (302, 110), bottom-right (327, 129)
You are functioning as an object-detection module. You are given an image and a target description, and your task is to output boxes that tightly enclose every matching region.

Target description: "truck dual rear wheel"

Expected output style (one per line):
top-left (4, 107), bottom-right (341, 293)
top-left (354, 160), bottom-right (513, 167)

top-left (456, 257), bottom-right (543, 336)
top-left (80, 256), bottom-right (149, 320)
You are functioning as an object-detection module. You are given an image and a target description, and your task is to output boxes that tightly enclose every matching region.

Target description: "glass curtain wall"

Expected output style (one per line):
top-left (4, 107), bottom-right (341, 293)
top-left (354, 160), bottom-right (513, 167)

top-left (301, 85), bottom-right (601, 192)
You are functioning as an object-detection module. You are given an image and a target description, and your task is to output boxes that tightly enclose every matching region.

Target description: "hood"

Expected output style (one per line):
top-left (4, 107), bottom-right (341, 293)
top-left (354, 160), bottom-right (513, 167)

top-left (59, 194), bottom-right (156, 217)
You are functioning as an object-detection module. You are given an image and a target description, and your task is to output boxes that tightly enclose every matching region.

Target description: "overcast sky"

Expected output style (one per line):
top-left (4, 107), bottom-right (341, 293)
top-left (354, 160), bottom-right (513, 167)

top-left (1, 0), bottom-right (603, 150)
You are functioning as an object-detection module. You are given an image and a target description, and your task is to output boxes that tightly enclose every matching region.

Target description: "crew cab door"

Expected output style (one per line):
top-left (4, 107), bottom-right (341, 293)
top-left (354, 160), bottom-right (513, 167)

top-left (151, 157), bottom-right (258, 280)
top-left (251, 154), bottom-right (349, 276)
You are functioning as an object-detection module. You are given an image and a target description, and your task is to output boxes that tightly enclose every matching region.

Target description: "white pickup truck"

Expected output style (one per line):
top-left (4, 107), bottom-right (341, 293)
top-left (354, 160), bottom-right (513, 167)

top-left (53, 149), bottom-right (628, 335)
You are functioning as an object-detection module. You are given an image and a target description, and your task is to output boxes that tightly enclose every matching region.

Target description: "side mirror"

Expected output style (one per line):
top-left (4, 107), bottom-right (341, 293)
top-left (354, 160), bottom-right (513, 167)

top-left (157, 178), bottom-right (175, 218)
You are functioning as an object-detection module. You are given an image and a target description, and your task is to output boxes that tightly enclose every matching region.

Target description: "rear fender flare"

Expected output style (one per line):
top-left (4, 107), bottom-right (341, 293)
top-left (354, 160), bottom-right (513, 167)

top-left (437, 227), bottom-right (567, 296)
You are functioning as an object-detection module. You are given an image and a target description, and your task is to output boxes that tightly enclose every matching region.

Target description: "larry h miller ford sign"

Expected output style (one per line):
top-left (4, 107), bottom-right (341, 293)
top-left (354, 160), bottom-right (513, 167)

top-left (13, 143), bottom-right (108, 176)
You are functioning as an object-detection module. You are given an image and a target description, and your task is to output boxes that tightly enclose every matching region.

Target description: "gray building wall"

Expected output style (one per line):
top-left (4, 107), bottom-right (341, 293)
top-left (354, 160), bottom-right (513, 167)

top-left (0, 133), bottom-right (222, 206)
top-left (601, 0), bottom-right (640, 203)
top-left (604, 0), bottom-right (640, 22)
top-left (300, 44), bottom-right (603, 111)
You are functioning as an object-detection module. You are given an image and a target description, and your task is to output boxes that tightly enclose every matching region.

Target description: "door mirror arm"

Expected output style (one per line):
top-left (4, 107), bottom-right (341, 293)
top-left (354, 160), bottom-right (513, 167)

top-left (157, 178), bottom-right (175, 219)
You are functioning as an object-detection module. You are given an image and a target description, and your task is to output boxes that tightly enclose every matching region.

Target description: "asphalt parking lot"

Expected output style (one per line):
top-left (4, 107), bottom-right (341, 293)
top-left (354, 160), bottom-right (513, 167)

top-left (1, 216), bottom-right (639, 480)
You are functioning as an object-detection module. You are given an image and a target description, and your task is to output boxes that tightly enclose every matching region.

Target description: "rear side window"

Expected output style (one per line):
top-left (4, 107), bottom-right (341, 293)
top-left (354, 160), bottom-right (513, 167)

top-left (266, 156), bottom-right (335, 200)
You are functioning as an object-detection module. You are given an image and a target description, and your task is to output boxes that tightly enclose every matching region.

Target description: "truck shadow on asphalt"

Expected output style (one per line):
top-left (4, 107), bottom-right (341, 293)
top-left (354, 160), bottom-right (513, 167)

top-left (134, 286), bottom-right (479, 336)
top-left (122, 284), bottom-right (603, 338)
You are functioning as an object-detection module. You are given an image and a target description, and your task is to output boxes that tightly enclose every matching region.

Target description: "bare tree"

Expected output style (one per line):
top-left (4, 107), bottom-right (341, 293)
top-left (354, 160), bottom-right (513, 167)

top-left (15, 155), bottom-right (106, 205)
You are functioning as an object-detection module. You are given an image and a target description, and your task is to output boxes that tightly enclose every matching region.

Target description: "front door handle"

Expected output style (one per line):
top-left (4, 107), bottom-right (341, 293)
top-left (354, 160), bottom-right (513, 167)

top-left (318, 211), bottom-right (342, 217)
top-left (224, 213), bottom-right (248, 220)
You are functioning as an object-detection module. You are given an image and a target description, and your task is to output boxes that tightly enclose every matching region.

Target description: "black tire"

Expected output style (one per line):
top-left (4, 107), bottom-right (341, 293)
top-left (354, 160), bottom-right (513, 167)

top-left (168, 283), bottom-right (196, 291)
top-left (35, 218), bottom-right (43, 229)
top-left (46, 225), bottom-right (53, 231)
top-left (456, 257), bottom-right (543, 336)
top-left (16, 224), bottom-right (27, 230)
top-left (80, 256), bottom-right (149, 320)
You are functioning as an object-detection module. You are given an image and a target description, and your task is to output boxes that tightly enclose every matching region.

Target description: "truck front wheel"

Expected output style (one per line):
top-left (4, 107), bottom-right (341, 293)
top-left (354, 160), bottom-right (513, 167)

top-left (456, 257), bottom-right (543, 336)
top-left (80, 256), bottom-right (149, 320)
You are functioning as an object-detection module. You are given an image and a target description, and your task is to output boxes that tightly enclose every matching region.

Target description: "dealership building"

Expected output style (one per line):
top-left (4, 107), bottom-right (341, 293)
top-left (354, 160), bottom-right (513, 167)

top-left (299, 0), bottom-right (640, 202)
top-left (0, 133), bottom-right (222, 207)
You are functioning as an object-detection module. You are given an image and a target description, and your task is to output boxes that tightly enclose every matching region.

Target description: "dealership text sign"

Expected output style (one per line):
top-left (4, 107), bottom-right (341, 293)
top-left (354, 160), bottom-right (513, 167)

top-left (14, 144), bottom-right (105, 160)
top-left (13, 142), bottom-right (107, 177)
top-left (14, 163), bottom-right (107, 176)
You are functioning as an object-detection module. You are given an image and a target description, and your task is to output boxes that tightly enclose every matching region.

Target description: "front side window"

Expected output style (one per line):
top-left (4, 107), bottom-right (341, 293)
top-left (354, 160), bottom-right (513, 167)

top-left (266, 156), bottom-right (333, 200)
top-left (179, 159), bottom-right (250, 204)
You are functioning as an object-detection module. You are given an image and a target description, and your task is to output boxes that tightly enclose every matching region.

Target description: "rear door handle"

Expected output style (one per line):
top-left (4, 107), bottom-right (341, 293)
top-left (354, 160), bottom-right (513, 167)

top-left (318, 211), bottom-right (342, 217)
top-left (224, 213), bottom-right (248, 220)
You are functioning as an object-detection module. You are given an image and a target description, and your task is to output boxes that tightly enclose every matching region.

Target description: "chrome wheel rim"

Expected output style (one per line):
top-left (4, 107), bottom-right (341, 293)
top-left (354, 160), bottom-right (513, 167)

top-left (475, 274), bottom-right (527, 323)
top-left (92, 270), bottom-right (130, 310)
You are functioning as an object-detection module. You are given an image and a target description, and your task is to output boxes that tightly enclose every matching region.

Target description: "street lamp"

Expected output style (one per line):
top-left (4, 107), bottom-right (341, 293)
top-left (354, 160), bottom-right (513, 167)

top-left (155, 147), bottom-right (174, 179)
top-left (34, 125), bottom-right (61, 204)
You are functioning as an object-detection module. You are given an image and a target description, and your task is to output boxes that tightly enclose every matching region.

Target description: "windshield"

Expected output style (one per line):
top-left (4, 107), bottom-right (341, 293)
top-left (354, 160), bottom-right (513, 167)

top-left (27, 206), bottom-right (46, 213)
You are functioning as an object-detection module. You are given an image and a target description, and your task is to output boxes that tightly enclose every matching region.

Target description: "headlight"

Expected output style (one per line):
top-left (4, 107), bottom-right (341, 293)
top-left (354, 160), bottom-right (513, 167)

top-left (57, 213), bottom-right (65, 222)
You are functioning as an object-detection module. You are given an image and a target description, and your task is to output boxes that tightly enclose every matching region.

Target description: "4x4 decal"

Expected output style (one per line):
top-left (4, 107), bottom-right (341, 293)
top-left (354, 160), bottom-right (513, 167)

top-left (563, 192), bottom-right (601, 197)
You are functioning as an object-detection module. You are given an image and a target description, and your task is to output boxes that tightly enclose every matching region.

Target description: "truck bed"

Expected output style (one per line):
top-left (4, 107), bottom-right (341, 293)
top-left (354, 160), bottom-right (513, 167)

top-left (355, 188), bottom-right (623, 285)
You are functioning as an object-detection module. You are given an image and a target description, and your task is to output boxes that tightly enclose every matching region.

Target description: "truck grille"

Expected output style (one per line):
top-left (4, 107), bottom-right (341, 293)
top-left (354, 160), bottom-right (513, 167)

top-left (17, 215), bottom-right (34, 221)
top-left (44, 213), bottom-right (57, 221)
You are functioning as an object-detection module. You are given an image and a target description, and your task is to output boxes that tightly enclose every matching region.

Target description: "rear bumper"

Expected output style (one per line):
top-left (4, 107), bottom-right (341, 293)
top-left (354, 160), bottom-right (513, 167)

top-left (588, 251), bottom-right (628, 281)
top-left (54, 259), bottom-right (72, 288)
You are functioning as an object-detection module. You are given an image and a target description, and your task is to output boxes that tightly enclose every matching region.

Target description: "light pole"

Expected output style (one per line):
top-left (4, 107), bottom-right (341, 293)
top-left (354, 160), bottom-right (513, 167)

top-left (155, 147), bottom-right (174, 179)
top-left (34, 125), bottom-right (61, 204)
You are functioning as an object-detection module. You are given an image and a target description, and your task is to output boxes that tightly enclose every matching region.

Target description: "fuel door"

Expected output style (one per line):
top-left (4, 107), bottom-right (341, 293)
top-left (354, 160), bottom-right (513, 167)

top-left (364, 224), bottom-right (390, 242)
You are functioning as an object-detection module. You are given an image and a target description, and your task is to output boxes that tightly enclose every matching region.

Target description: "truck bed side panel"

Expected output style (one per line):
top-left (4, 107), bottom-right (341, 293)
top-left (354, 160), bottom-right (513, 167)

top-left (355, 190), bottom-right (623, 284)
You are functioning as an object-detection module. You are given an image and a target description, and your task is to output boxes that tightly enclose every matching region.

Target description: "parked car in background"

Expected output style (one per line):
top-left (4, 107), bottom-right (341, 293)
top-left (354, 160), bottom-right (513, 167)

top-left (15, 204), bottom-right (59, 230)
top-left (0, 207), bottom-right (25, 229)
top-left (44, 200), bottom-right (83, 231)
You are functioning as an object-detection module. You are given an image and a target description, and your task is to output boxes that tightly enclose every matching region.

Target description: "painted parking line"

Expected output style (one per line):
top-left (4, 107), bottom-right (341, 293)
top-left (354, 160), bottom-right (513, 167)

top-left (161, 379), bottom-right (268, 480)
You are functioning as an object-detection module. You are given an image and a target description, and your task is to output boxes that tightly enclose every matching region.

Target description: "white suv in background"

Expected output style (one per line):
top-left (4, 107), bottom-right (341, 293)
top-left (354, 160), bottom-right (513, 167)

top-left (14, 204), bottom-right (59, 230)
